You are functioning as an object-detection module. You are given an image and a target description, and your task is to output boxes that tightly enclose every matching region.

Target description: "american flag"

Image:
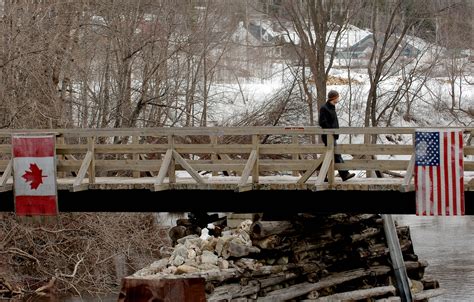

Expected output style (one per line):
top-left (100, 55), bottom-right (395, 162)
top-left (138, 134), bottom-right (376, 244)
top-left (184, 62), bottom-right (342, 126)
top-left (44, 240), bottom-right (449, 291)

top-left (415, 130), bottom-right (464, 216)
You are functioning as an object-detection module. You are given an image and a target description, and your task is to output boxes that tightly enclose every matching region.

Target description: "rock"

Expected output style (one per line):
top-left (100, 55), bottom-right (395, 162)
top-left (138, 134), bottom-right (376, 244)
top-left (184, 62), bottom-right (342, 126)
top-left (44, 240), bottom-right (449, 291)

top-left (177, 234), bottom-right (199, 245)
top-left (187, 249), bottom-right (197, 260)
top-left (173, 244), bottom-right (188, 259)
top-left (176, 264), bottom-right (199, 274)
top-left (266, 258), bottom-right (276, 265)
top-left (200, 228), bottom-right (211, 240)
top-left (238, 219), bottom-right (253, 233)
top-left (163, 265), bottom-right (177, 274)
top-left (173, 255), bottom-right (185, 266)
top-left (202, 237), bottom-right (218, 252)
top-left (218, 259), bottom-right (229, 270)
top-left (184, 237), bottom-right (203, 249)
top-left (133, 258), bottom-right (169, 276)
top-left (201, 250), bottom-right (218, 265)
top-left (198, 263), bottom-right (219, 271)
top-left (216, 235), bottom-right (233, 256)
top-left (276, 256), bottom-right (289, 265)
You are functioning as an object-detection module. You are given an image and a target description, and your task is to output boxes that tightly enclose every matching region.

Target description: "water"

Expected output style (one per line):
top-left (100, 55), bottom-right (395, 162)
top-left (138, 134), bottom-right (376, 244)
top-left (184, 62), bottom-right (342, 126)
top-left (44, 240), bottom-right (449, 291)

top-left (395, 215), bottom-right (474, 301)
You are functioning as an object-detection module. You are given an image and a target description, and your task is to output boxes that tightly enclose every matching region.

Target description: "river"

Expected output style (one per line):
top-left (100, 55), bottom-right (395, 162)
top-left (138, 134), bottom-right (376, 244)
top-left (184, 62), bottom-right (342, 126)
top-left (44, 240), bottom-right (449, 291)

top-left (395, 215), bottom-right (474, 301)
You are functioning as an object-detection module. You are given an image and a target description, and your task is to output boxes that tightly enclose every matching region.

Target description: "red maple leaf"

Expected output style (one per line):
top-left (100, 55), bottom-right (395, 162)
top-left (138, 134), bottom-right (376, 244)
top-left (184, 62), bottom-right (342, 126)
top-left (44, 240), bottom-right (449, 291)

top-left (22, 163), bottom-right (47, 190)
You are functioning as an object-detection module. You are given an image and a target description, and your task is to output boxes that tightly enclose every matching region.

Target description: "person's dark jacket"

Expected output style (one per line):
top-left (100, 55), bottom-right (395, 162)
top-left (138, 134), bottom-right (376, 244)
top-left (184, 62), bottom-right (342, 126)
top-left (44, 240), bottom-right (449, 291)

top-left (319, 101), bottom-right (339, 145)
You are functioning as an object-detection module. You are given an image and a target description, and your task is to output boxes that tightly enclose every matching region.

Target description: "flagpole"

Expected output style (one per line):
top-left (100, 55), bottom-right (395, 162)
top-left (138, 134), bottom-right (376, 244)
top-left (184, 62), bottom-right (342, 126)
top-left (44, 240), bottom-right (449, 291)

top-left (382, 214), bottom-right (413, 302)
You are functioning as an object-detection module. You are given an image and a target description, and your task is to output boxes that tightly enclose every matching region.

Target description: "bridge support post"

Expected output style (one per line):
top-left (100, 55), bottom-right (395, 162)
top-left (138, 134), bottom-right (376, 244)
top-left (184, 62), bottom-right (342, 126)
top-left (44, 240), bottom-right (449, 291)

top-left (382, 214), bottom-right (413, 302)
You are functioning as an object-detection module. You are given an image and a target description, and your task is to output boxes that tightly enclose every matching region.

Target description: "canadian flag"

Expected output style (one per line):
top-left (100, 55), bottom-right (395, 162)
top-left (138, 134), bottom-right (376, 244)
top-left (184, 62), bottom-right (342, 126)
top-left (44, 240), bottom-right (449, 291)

top-left (12, 135), bottom-right (58, 216)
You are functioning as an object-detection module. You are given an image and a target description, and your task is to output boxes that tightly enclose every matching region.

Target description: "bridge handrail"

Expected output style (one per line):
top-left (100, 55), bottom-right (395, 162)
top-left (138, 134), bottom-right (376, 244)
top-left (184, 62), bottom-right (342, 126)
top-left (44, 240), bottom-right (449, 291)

top-left (0, 127), bottom-right (472, 191)
top-left (0, 126), bottom-right (472, 138)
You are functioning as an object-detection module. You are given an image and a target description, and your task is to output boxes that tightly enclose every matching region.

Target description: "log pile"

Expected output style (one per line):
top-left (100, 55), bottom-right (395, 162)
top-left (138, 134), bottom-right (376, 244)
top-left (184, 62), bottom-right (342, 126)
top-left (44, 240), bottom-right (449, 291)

top-left (127, 213), bottom-right (443, 301)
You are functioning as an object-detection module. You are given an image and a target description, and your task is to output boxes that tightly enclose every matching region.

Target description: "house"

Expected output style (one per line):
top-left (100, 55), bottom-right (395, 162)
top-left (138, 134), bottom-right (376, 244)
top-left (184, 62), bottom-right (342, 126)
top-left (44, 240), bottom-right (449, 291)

top-left (335, 33), bottom-right (421, 60)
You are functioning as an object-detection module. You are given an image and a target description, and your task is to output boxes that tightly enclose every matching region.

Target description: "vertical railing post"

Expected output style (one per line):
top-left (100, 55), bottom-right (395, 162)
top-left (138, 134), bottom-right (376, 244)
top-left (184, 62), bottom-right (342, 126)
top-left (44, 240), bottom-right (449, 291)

top-left (211, 135), bottom-right (218, 177)
top-left (252, 134), bottom-right (259, 184)
top-left (88, 136), bottom-right (95, 184)
top-left (364, 132), bottom-right (374, 178)
top-left (327, 133), bottom-right (335, 184)
top-left (132, 135), bottom-right (140, 178)
top-left (292, 134), bottom-right (299, 177)
top-left (57, 135), bottom-right (65, 179)
top-left (168, 134), bottom-right (176, 183)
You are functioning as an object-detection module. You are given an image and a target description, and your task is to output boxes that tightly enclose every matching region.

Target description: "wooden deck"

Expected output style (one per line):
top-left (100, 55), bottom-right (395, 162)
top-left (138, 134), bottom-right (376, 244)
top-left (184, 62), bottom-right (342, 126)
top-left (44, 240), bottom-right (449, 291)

top-left (1, 176), bottom-right (473, 192)
top-left (0, 126), bottom-right (473, 196)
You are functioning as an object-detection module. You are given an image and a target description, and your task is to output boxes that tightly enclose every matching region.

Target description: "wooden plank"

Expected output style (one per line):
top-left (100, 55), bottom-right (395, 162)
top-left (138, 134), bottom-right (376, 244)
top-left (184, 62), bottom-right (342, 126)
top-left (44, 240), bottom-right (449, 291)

top-left (0, 160), bottom-right (11, 173)
top-left (239, 150), bottom-right (257, 187)
top-left (336, 144), bottom-right (413, 155)
top-left (1, 126), bottom-right (473, 138)
top-left (132, 136), bottom-right (140, 178)
top-left (0, 159), bottom-right (12, 186)
top-left (88, 137), bottom-right (95, 183)
top-left (155, 149), bottom-right (173, 186)
top-left (139, 154), bottom-right (155, 176)
top-left (57, 160), bottom-right (85, 172)
top-left (57, 136), bottom-right (66, 178)
top-left (175, 145), bottom-right (252, 154)
top-left (252, 135), bottom-right (259, 184)
top-left (56, 144), bottom-right (88, 154)
top-left (172, 150), bottom-right (205, 184)
top-left (237, 183), bottom-right (253, 193)
top-left (153, 184), bottom-right (170, 191)
top-left (73, 151), bottom-right (93, 189)
top-left (465, 162), bottom-right (474, 171)
top-left (315, 149), bottom-right (333, 185)
top-left (211, 136), bottom-right (218, 176)
top-left (292, 135), bottom-right (299, 176)
top-left (463, 146), bottom-right (473, 155)
top-left (259, 145), bottom-right (326, 154)
top-left (168, 135), bottom-right (176, 183)
top-left (297, 156), bottom-right (324, 184)
top-left (0, 145), bottom-right (11, 153)
top-left (402, 153), bottom-right (415, 186)
top-left (93, 160), bottom-right (163, 171)
top-left (71, 183), bottom-right (88, 192)
top-left (334, 160), bottom-right (409, 170)
top-left (327, 135), bottom-right (335, 184)
top-left (94, 144), bottom-right (168, 153)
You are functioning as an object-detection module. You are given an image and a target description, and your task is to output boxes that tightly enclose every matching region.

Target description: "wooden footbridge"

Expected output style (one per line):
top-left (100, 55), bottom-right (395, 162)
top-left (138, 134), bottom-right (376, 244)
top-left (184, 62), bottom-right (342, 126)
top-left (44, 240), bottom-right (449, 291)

top-left (0, 127), bottom-right (472, 213)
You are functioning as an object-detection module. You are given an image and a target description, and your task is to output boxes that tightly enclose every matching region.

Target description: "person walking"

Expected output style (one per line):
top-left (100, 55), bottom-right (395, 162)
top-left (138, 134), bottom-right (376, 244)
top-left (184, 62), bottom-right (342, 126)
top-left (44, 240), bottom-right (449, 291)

top-left (319, 90), bottom-right (355, 181)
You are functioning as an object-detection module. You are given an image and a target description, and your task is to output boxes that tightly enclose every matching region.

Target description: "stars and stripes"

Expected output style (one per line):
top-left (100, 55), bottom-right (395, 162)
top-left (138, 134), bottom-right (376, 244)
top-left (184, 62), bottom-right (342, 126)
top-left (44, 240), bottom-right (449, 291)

top-left (415, 130), bottom-right (464, 216)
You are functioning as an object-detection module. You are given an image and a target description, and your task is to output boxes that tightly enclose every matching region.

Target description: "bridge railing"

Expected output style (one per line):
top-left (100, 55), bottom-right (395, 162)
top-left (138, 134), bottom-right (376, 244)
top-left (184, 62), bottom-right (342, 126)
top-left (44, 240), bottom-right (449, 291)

top-left (0, 127), bottom-right (472, 191)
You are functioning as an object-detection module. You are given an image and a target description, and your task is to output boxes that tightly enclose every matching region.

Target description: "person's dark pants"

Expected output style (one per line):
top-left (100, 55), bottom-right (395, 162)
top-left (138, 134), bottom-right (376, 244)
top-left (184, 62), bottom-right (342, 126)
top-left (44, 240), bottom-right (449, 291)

top-left (323, 139), bottom-right (350, 178)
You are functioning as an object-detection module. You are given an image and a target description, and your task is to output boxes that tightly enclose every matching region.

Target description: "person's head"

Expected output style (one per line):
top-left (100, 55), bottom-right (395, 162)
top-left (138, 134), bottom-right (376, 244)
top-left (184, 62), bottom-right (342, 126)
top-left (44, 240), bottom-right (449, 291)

top-left (327, 90), bottom-right (340, 104)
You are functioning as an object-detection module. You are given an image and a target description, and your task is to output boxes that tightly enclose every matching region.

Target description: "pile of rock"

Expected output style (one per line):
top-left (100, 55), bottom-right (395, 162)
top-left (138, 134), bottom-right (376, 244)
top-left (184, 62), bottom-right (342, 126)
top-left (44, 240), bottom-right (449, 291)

top-left (129, 213), bottom-right (444, 301)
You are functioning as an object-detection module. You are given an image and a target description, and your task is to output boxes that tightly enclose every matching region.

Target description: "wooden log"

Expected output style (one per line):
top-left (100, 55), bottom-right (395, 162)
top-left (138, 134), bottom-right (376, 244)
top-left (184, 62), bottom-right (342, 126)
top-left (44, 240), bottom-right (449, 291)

top-left (252, 235), bottom-right (281, 249)
top-left (225, 241), bottom-right (260, 258)
top-left (246, 264), bottom-right (299, 277)
top-left (250, 221), bottom-right (294, 239)
top-left (258, 272), bottom-right (298, 288)
top-left (207, 281), bottom-right (260, 301)
top-left (420, 277), bottom-right (439, 290)
top-left (258, 269), bottom-right (368, 302)
top-left (185, 268), bottom-right (243, 282)
top-left (311, 285), bottom-right (396, 301)
top-left (358, 239), bottom-right (411, 258)
top-left (412, 288), bottom-right (446, 300)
